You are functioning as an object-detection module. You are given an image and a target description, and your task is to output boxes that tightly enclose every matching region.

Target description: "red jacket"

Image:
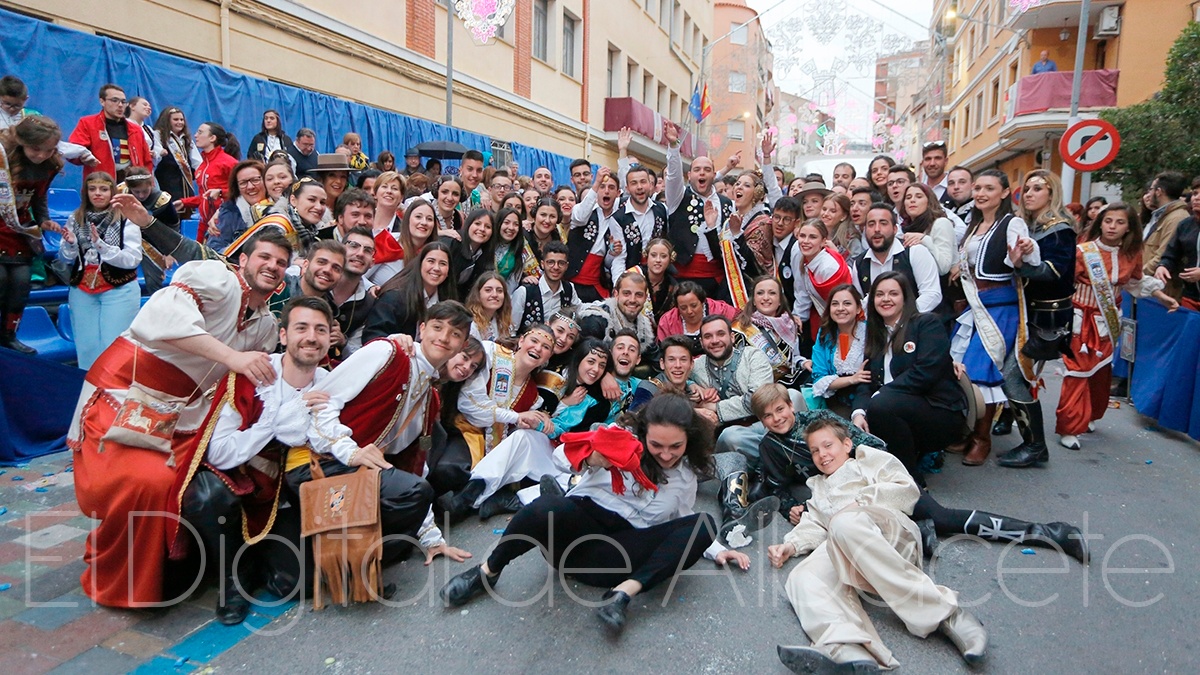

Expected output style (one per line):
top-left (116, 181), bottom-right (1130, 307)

top-left (180, 147), bottom-right (237, 241)
top-left (68, 112), bottom-right (152, 179)
top-left (656, 298), bottom-right (739, 341)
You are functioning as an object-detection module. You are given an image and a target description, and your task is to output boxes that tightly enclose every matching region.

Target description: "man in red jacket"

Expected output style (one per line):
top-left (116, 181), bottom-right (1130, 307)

top-left (69, 83), bottom-right (151, 182)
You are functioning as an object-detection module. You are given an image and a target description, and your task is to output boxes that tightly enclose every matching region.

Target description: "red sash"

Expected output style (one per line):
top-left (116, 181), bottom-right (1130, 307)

top-left (87, 337), bottom-right (198, 399)
top-left (676, 254), bottom-right (723, 281)
top-left (572, 252), bottom-right (610, 299)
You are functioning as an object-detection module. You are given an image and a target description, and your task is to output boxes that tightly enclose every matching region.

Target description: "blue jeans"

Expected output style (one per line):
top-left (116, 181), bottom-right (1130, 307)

top-left (69, 282), bottom-right (141, 370)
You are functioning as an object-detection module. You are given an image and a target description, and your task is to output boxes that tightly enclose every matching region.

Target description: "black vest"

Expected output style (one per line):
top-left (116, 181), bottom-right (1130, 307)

top-left (566, 208), bottom-right (605, 278)
top-left (969, 214), bottom-right (1015, 282)
top-left (517, 281), bottom-right (577, 332)
top-left (613, 198), bottom-right (667, 269)
top-left (667, 187), bottom-right (734, 265)
top-left (855, 246), bottom-right (916, 295)
top-left (777, 236), bottom-right (798, 310)
top-left (68, 217), bottom-right (139, 289)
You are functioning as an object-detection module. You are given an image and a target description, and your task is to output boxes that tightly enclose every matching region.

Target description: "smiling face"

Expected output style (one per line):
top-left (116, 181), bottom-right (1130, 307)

top-left (534, 204), bottom-right (559, 238)
top-left (532, 168), bottom-right (553, 192)
top-left (467, 213), bottom-right (493, 246)
top-left (646, 242), bottom-right (671, 276)
top-left (832, 165), bottom-right (855, 189)
top-left (444, 349), bottom-right (485, 382)
top-left (129, 98), bottom-right (152, 121)
top-left (627, 168), bottom-right (653, 205)
top-left (516, 328), bottom-right (555, 371)
top-left (760, 397), bottom-right (796, 435)
top-left (819, 198), bottom-right (845, 229)
top-left (921, 148), bottom-right (947, 182)
top-left (611, 335), bottom-right (641, 378)
top-left (808, 426), bottom-right (854, 476)
top-left (576, 349), bottom-right (609, 385)
top-left (616, 278), bottom-right (648, 321)
top-left (499, 212), bottom-right (521, 242)
top-left (946, 168), bottom-right (973, 204)
top-left (343, 233), bottom-right (375, 275)
top-left (478, 278), bottom-right (506, 314)
top-left (239, 242), bottom-right (290, 295)
top-left (796, 223), bottom-right (826, 259)
top-left (659, 344), bottom-right (694, 386)
top-left (290, 185), bottom-right (328, 226)
top-left (432, 181), bottom-right (460, 214)
top-left (322, 172), bottom-right (349, 201)
top-left (408, 203), bottom-right (436, 245)
top-left (460, 159), bottom-right (484, 190)
top-left (869, 159), bottom-right (891, 189)
top-left (375, 178), bottom-right (402, 210)
top-left (549, 318), bottom-right (580, 355)
top-left (689, 157), bottom-right (715, 195)
top-left (489, 175), bottom-right (514, 203)
top-left (302, 248), bottom-right (345, 294)
top-left (570, 164), bottom-right (593, 191)
top-left (645, 422), bottom-right (688, 469)
top-left (420, 250), bottom-right (450, 293)
top-left (828, 288), bottom-right (861, 329)
top-left (417, 317), bottom-right (467, 368)
top-left (753, 279), bottom-right (783, 316)
top-left (522, 190), bottom-right (540, 215)
top-left (700, 320), bottom-right (733, 361)
top-left (281, 306), bottom-right (331, 367)
top-left (265, 164), bottom-right (294, 199)
top-left (555, 188), bottom-right (577, 216)
top-left (971, 176), bottom-right (1009, 216)
top-left (169, 111), bottom-right (186, 134)
top-left (903, 185), bottom-right (929, 220)
top-left (236, 167), bottom-right (265, 203)
top-left (542, 251), bottom-right (568, 282)
top-left (802, 193), bottom-right (824, 219)
top-left (733, 174), bottom-right (758, 211)
top-left (338, 202), bottom-right (375, 234)
top-left (873, 278), bottom-right (904, 324)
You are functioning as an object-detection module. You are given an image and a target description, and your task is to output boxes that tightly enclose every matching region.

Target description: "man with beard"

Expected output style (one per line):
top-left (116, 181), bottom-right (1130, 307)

top-left (436, 325), bottom-right (556, 520)
top-left (272, 239), bottom-right (345, 318)
top-left (569, 158), bottom-right (593, 195)
top-left (577, 270), bottom-right (658, 363)
top-left (532, 166), bottom-right (554, 194)
top-left (614, 129), bottom-right (668, 268)
top-left (329, 226), bottom-right (377, 359)
top-left (319, 188), bottom-right (375, 241)
top-left (567, 167), bottom-right (625, 301)
top-left (921, 141), bottom-right (954, 210)
top-left (71, 229), bottom-right (290, 608)
top-left (171, 296), bottom-right (333, 625)
top-left (663, 121), bottom-right (735, 300)
top-left (851, 205), bottom-right (942, 313)
top-left (512, 241), bottom-right (578, 332)
top-left (300, 301), bottom-right (474, 566)
top-left (832, 163), bottom-right (856, 190)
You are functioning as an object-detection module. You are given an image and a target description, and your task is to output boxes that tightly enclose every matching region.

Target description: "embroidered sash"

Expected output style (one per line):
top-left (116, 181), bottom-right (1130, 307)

top-left (1081, 242), bottom-right (1122, 342)
top-left (719, 228), bottom-right (751, 307)
top-left (958, 239), bottom-right (1010, 372)
top-left (738, 321), bottom-right (785, 370)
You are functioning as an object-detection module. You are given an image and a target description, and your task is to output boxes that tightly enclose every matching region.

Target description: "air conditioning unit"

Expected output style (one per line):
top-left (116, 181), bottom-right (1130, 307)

top-left (1095, 6), bottom-right (1121, 37)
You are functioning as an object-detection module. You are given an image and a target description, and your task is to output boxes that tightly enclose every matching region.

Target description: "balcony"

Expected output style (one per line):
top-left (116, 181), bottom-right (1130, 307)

top-left (1010, 0), bottom-right (1124, 31)
top-left (998, 69), bottom-right (1118, 148)
top-left (603, 97), bottom-right (707, 162)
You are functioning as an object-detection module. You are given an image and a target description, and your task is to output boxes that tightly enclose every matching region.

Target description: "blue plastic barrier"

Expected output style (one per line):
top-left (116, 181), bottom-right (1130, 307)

top-left (15, 306), bottom-right (76, 364)
top-left (56, 303), bottom-right (73, 341)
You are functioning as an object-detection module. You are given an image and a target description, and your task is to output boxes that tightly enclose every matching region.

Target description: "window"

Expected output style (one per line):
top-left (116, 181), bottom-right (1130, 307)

top-left (729, 71), bottom-right (747, 93)
top-left (968, 27), bottom-right (976, 60)
top-left (672, 1), bottom-right (682, 43)
top-left (730, 22), bottom-right (747, 45)
top-left (533, 0), bottom-right (549, 62)
top-left (627, 60), bottom-right (639, 99)
top-left (974, 92), bottom-right (984, 134)
top-left (989, 76), bottom-right (1001, 121)
top-left (658, 83), bottom-right (668, 114)
top-left (693, 27), bottom-right (702, 61)
top-left (562, 13), bottom-right (578, 77)
top-left (962, 105), bottom-right (971, 142)
top-left (644, 72), bottom-right (655, 106)
top-left (607, 47), bottom-right (619, 98)
top-left (727, 120), bottom-right (745, 141)
top-left (1008, 59), bottom-right (1019, 89)
top-left (683, 15), bottom-right (692, 54)
top-left (494, 9), bottom-right (508, 40)
top-left (645, 0), bottom-right (654, 15)
top-left (660, 0), bottom-right (671, 30)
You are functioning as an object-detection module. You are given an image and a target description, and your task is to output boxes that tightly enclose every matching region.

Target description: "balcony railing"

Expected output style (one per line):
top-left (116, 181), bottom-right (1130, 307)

top-left (1004, 69), bottom-right (1118, 122)
top-left (603, 97), bottom-right (707, 159)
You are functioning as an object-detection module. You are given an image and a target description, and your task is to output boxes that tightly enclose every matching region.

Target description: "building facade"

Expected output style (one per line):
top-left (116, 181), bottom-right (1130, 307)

top-left (926, 0), bottom-right (1195, 197)
top-left (4, 0), bottom-right (715, 171)
top-left (705, 0), bottom-right (776, 169)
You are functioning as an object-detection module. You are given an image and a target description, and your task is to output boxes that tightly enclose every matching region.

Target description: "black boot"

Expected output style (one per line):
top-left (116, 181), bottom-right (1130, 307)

top-left (478, 486), bottom-right (522, 520)
top-left (963, 512), bottom-right (1088, 564)
top-left (436, 478), bottom-right (486, 523)
top-left (777, 645), bottom-right (880, 673)
top-left (440, 564), bottom-right (498, 606)
top-left (720, 496), bottom-right (780, 544)
top-left (917, 518), bottom-right (939, 560)
top-left (539, 474), bottom-right (566, 498)
top-left (997, 400), bottom-right (1050, 467)
top-left (991, 405), bottom-right (1013, 435)
top-left (181, 472), bottom-right (252, 625)
top-left (595, 589), bottom-right (632, 632)
top-left (715, 452), bottom-right (751, 522)
top-left (0, 330), bottom-right (36, 355)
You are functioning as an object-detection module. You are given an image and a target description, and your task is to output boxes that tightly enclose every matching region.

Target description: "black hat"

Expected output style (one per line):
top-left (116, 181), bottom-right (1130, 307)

top-left (405, 147), bottom-right (420, 157)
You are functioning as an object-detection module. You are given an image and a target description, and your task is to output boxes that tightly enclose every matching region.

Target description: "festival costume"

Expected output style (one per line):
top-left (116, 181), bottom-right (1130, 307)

top-left (68, 112), bottom-right (152, 180)
top-left (179, 146), bottom-right (237, 242)
top-left (70, 260), bottom-right (278, 607)
top-left (797, 247), bottom-right (854, 339)
top-left (734, 311), bottom-right (805, 387)
top-left (154, 130), bottom-right (200, 208)
top-left (576, 297), bottom-right (658, 360)
top-left (0, 146), bottom-right (59, 350)
top-left (1055, 242), bottom-right (1163, 436)
top-left (810, 322), bottom-right (868, 417)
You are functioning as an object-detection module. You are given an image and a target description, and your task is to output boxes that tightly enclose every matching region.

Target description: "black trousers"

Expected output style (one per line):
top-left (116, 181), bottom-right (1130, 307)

top-left (865, 389), bottom-right (964, 481)
top-left (180, 469), bottom-right (305, 598)
top-left (285, 457), bottom-right (434, 564)
top-left (487, 496), bottom-right (716, 591)
top-left (0, 261), bottom-right (33, 329)
top-left (425, 422), bottom-right (472, 496)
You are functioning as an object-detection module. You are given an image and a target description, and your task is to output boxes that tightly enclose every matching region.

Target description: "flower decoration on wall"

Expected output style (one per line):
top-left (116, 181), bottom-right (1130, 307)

top-left (454, 0), bottom-right (516, 43)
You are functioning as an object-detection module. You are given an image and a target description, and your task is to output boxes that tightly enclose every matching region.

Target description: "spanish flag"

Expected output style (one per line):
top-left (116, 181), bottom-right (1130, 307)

top-left (690, 84), bottom-right (712, 123)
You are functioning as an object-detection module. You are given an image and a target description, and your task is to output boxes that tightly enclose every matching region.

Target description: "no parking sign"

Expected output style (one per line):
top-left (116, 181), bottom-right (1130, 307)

top-left (1059, 119), bottom-right (1121, 172)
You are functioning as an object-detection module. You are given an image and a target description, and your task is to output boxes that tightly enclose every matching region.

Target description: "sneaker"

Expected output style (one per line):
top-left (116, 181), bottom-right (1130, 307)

top-left (1059, 435), bottom-right (1080, 450)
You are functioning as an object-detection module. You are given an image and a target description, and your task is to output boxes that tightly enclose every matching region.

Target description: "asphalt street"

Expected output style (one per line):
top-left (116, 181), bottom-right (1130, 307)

top-left (211, 368), bottom-right (1200, 674)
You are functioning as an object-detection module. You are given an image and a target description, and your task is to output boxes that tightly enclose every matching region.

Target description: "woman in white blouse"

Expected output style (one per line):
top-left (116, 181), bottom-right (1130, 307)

top-left (465, 271), bottom-right (515, 341)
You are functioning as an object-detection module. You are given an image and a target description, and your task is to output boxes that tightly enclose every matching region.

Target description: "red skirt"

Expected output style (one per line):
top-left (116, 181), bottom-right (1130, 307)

top-left (572, 253), bottom-right (610, 299)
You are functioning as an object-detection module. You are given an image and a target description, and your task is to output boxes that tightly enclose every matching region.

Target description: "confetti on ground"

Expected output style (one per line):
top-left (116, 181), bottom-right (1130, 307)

top-left (0, 583), bottom-right (11, 591)
top-left (1108, 400), bottom-right (1121, 409)
top-left (174, 656), bottom-right (189, 667)
top-left (0, 470), bottom-right (6, 476)
top-left (11, 476), bottom-right (22, 481)
top-left (42, 472), bottom-right (54, 477)
top-left (22, 476), bottom-right (59, 491)
top-left (1021, 548), bottom-right (1036, 555)
top-left (1146, 460), bottom-right (1153, 464)
top-left (34, 487), bottom-right (48, 493)
top-left (0, 507), bottom-right (6, 516)
top-left (63, 466), bottom-right (73, 472)
top-left (324, 657), bottom-right (336, 665)
top-left (492, 529), bottom-right (504, 534)
top-left (460, 609), bottom-right (469, 615)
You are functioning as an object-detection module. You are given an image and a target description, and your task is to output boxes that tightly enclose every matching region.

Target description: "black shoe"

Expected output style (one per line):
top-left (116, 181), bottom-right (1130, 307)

top-left (440, 565), bottom-right (497, 607)
top-left (718, 470), bottom-right (751, 522)
top-left (216, 582), bottom-right (251, 625)
top-left (595, 589), bottom-right (631, 633)
top-left (1023, 522), bottom-right (1089, 565)
top-left (777, 645), bottom-right (880, 673)
top-left (437, 479), bottom-right (486, 523)
top-left (917, 518), bottom-right (939, 560)
top-left (539, 474), bottom-right (566, 498)
top-left (996, 442), bottom-right (1050, 468)
top-left (991, 407), bottom-right (1013, 436)
top-left (478, 487), bottom-right (522, 520)
top-left (381, 582), bottom-right (398, 600)
top-left (720, 496), bottom-right (779, 544)
top-left (0, 334), bottom-right (36, 356)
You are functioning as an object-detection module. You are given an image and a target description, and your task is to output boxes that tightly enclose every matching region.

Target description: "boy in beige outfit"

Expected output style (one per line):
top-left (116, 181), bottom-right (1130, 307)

top-left (767, 418), bottom-right (987, 672)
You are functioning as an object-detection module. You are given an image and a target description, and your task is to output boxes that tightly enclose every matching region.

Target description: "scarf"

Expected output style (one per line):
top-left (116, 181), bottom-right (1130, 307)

top-left (561, 426), bottom-right (657, 495)
top-left (76, 210), bottom-right (122, 266)
top-left (754, 310), bottom-right (799, 359)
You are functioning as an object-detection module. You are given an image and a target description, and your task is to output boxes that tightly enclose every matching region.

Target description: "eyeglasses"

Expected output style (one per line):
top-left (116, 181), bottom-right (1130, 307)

top-left (0, 97), bottom-right (26, 112)
top-left (771, 214), bottom-right (798, 225)
top-left (491, 183), bottom-right (513, 190)
top-left (345, 241), bottom-right (376, 254)
top-left (543, 259), bottom-right (568, 267)
top-left (237, 176), bottom-right (263, 188)
top-left (887, 178), bottom-right (910, 187)
top-left (105, 97), bottom-right (127, 105)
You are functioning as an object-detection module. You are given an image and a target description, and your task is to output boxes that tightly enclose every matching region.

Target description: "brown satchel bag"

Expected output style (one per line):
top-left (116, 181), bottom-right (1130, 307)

top-left (299, 457), bottom-right (382, 610)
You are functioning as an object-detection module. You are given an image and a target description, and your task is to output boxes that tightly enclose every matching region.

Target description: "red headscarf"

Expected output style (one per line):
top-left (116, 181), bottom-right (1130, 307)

top-left (560, 426), bottom-right (658, 495)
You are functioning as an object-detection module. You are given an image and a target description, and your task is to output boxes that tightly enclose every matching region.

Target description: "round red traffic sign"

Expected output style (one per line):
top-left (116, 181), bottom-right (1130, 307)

top-left (1059, 119), bottom-right (1121, 172)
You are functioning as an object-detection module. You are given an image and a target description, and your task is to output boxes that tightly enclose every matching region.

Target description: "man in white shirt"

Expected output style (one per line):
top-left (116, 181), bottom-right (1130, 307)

top-left (852, 205), bottom-right (942, 313)
top-left (512, 241), bottom-right (577, 331)
top-left (921, 141), bottom-right (950, 203)
top-left (329, 226), bottom-right (377, 359)
top-left (568, 166), bottom-right (625, 301)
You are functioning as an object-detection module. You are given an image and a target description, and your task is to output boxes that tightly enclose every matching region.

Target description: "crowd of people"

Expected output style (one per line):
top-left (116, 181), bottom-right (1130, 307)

top-left (1, 72), bottom-right (1193, 672)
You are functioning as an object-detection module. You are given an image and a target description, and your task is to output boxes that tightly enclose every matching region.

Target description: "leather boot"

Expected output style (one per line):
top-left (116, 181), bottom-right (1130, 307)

top-left (0, 328), bottom-right (37, 356)
top-left (939, 608), bottom-right (987, 664)
top-left (539, 474), bottom-right (566, 499)
top-left (998, 400), bottom-right (1050, 467)
top-left (962, 404), bottom-right (995, 466)
top-left (777, 644), bottom-right (880, 673)
top-left (720, 496), bottom-right (780, 545)
top-left (478, 486), bottom-right (522, 520)
top-left (991, 404), bottom-right (1013, 435)
top-left (436, 478), bottom-right (486, 524)
top-left (714, 451), bottom-right (751, 521)
top-left (963, 512), bottom-right (1088, 565)
top-left (181, 472), bottom-right (252, 625)
top-left (440, 564), bottom-right (498, 606)
top-left (595, 589), bottom-right (632, 633)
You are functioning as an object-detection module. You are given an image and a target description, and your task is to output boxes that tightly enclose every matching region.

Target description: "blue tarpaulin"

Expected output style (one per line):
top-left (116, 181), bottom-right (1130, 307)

top-left (1125, 297), bottom-right (1200, 441)
top-left (0, 349), bottom-right (84, 464)
top-left (0, 7), bottom-right (576, 189)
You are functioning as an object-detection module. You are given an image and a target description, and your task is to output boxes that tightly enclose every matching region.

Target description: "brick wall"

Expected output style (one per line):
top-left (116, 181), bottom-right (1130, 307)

top-left (407, 0), bottom-right (436, 58)
top-left (513, 0), bottom-right (531, 98)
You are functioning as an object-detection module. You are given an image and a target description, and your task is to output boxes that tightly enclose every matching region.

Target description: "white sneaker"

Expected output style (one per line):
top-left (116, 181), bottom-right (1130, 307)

top-left (1087, 422), bottom-right (1096, 432)
top-left (1060, 435), bottom-right (1080, 450)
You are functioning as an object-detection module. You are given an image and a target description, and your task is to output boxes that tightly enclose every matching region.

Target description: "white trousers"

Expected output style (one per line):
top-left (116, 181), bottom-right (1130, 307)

top-left (469, 429), bottom-right (561, 507)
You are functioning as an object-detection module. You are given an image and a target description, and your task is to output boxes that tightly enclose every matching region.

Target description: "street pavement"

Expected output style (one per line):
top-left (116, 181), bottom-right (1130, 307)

top-left (2, 368), bottom-right (1197, 673)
